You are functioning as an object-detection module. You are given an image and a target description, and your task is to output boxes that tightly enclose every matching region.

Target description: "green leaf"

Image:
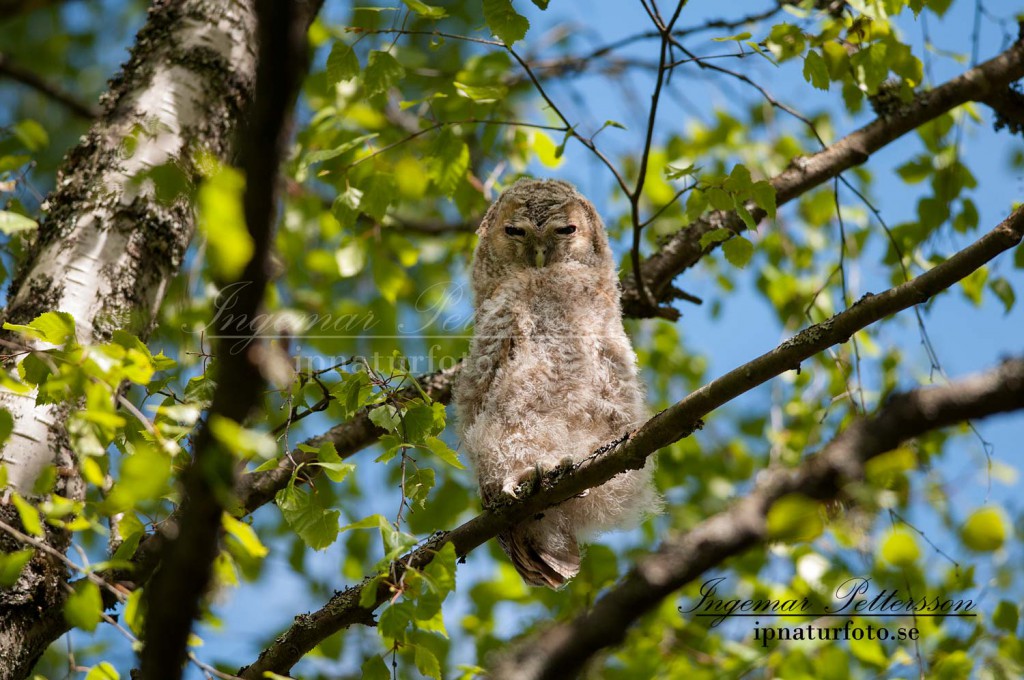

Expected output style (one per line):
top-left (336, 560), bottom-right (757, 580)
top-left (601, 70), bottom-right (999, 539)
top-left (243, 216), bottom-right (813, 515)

top-left (953, 198), bottom-right (979, 233)
top-left (362, 655), bottom-right (389, 680)
top-left (483, 0), bottom-right (530, 45)
top-left (359, 173), bottom-right (396, 221)
top-left (766, 494), bottom-right (822, 542)
top-left (222, 513), bottom-right (268, 559)
top-left (959, 266), bottom-right (987, 306)
top-left (304, 133), bottom-right (378, 167)
top-left (530, 0), bottom-right (549, 8)
top-left (453, 81), bottom-right (508, 103)
top-left (3, 311), bottom-right (76, 345)
top-left (124, 588), bottom-right (145, 634)
top-left (12, 119), bottom-right (48, 151)
top-left (364, 51), bottom-right (405, 97)
top-left (401, 0), bottom-right (447, 18)
top-left (424, 436), bottom-right (465, 469)
top-left (198, 164), bottom-right (252, 280)
top-left (735, 201), bottom-right (755, 230)
top-left (880, 528), bottom-right (920, 567)
top-left (414, 645), bottom-right (442, 680)
top-left (933, 650), bottom-right (972, 678)
top-left (423, 542), bottom-right (457, 596)
top-left (406, 467), bottom-right (435, 508)
top-left (802, 50), bottom-right (829, 90)
top-left (369, 404), bottom-right (402, 432)
top-left (722, 236), bottom-right (754, 268)
top-left (428, 129), bottom-right (469, 196)
top-left (960, 507), bottom-right (1006, 552)
top-left (335, 238), bottom-right (367, 277)
top-left (276, 485), bottom-right (340, 551)
top-left (12, 493), bottom-right (43, 537)
top-left (750, 181), bottom-right (776, 219)
top-left (85, 662), bottom-right (120, 680)
top-left (699, 228), bottom-right (732, 250)
top-left (849, 633), bottom-right (888, 668)
top-left (0, 210), bottom-right (37, 234)
top-left (314, 442), bottom-right (355, 483)
top-left (993, 600), bottom-right (1019, 633)
top-left (402, 401), bottom-right (445, 443)
top-left (209, 415), bottom-right (277, 460)
top-left (0, 409), bottom-right (13, 450)
top-left (724, 164), bottom-right (753, 193)
top-left (989, 277), bottom-right (1015, 313)
top-left (340, 513), bottom-right (388, 532)
top-left (361, 655), bottom-right (390, 680)
top-left (0, 548), bottom-right (33, 586)
top-left (327, 42), bottom-right (360, 83)
top-left (530, 130), bottom-right (563, 168)
top-left (664, 162), bottom-right (699, 180)
top-left (104, 446), bottom-right (172, 513)
top-left (705, 187), bottom-right (732, 211)
top-left (378, 600), bottom-right (414, 641)
top-left (64, 580), bottom-right (102, 632)
top-left (712, 31), bottom-right (752, 42)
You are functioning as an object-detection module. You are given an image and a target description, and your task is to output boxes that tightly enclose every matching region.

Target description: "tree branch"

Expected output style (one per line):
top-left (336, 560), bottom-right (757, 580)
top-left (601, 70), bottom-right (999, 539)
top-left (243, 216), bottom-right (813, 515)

top-left (490, 356), bottom-right (1024, 680)
top-left (138, 1), bottom-right (309, 676)
top-left (0, 52), bottom-right (99, 119)
top-left (236, 206), bottom-right (1024, 677)
top-left (105, 34), bottom-right (1024, 635)
top-left (621, 34), bottom-right (1024, 317)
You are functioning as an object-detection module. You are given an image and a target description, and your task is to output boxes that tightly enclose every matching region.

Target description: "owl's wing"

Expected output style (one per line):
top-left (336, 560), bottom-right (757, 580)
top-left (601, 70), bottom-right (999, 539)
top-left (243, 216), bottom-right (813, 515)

top-left (455, 294), bottom-right (521, 430)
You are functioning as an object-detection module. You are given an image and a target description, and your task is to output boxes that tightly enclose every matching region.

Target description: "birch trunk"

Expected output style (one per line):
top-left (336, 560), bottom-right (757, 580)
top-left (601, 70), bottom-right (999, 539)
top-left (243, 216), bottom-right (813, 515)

top-left (0, 0), bottom-right (257, 675)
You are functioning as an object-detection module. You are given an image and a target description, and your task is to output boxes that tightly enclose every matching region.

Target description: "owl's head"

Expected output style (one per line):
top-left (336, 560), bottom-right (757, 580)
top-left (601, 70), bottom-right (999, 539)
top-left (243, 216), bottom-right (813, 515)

top-left (474, 179), bottom-right (614, 276)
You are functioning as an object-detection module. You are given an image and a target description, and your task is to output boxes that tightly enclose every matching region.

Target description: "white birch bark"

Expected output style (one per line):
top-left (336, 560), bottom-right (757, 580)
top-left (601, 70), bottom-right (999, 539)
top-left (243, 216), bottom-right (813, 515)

top-left (1, 0), bottom-right (256, 494)
top-left (0, 0), bottom-right (258, 676)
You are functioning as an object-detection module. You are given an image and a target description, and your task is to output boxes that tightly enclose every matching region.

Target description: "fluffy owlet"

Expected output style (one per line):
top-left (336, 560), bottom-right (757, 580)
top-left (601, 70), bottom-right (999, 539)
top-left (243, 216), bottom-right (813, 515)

top-left (453, 178), bottom-right (661, 588)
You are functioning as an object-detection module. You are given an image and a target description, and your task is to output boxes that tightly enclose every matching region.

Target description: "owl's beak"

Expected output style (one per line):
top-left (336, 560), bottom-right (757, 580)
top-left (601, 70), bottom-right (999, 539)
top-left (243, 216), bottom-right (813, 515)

top-left (534, 249), bottom-right (546, 268)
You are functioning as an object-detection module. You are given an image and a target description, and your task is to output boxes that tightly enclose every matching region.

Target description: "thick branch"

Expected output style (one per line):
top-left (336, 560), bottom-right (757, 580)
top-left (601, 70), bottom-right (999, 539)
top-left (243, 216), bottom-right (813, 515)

top-left (237, 206), bottom-right (1024, 677)
top-left (138, 1), bottom-right (308, 677)
top-left (621, 35), bottom-right (1024, 317)
top-left (491, 357), bottom-right (1024, 680)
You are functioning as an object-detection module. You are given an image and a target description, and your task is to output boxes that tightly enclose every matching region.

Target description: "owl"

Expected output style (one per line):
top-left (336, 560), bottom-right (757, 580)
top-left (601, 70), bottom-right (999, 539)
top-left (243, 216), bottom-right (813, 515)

top-left (453, 178), bottom-right (661, 588)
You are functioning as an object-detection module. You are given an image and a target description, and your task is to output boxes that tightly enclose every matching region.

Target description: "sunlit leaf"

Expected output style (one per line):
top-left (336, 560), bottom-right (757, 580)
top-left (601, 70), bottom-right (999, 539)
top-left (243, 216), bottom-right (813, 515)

top-left (766, 494), bottom-right (823, 542)
top-left (198, 164), bottom-right (252, 280)
top-left (64, 580), bottom-right (102, 632)
top-left (960, 507), bottom-right (1006, 552)
top-left (0, 210), bottom-right (37, 234)
top-left (483, 0), bottom-right (529, 45)
top-left (0, 549), bottom-right (33, 587)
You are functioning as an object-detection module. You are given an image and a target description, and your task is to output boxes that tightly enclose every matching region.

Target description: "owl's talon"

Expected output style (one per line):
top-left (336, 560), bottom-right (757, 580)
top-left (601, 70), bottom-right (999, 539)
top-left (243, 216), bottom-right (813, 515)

top-left (501, 478), bottom-right (521, 499)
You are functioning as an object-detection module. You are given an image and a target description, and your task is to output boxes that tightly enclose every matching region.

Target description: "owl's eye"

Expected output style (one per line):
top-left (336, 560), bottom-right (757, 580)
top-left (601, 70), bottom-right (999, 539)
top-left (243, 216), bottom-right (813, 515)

top-left (505, 225), bottom-right (526, 237)
top-left (555, 225), bottom-right (577, 235)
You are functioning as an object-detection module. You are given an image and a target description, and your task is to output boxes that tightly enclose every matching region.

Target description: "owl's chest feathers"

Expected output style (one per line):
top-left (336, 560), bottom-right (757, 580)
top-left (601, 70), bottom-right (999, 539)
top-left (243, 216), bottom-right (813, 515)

top-left (479, 267), bottom-right (616, 351)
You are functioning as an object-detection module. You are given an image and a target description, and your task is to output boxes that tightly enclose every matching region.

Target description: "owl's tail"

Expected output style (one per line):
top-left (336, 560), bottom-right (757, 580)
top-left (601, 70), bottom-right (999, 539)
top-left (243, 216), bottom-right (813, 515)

top-left (499, 525), bottom-right (580, 589)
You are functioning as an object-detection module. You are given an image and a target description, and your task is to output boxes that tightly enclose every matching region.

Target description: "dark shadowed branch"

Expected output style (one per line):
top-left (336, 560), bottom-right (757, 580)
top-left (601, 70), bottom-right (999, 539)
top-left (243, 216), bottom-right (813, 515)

top-left (235, 206), bottom-right (1024, 677)
top-left (138, 1), bottom-right (310, 676)
top-left (490, 357), bottom-right (1024, 680)
top-left (0, 52), bottom-right (99, 119)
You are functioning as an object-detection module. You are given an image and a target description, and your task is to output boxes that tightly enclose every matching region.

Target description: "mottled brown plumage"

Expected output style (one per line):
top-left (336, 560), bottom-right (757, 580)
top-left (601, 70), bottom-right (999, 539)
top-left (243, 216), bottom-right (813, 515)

top-left (453, 178), bottom-right (661, 588)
